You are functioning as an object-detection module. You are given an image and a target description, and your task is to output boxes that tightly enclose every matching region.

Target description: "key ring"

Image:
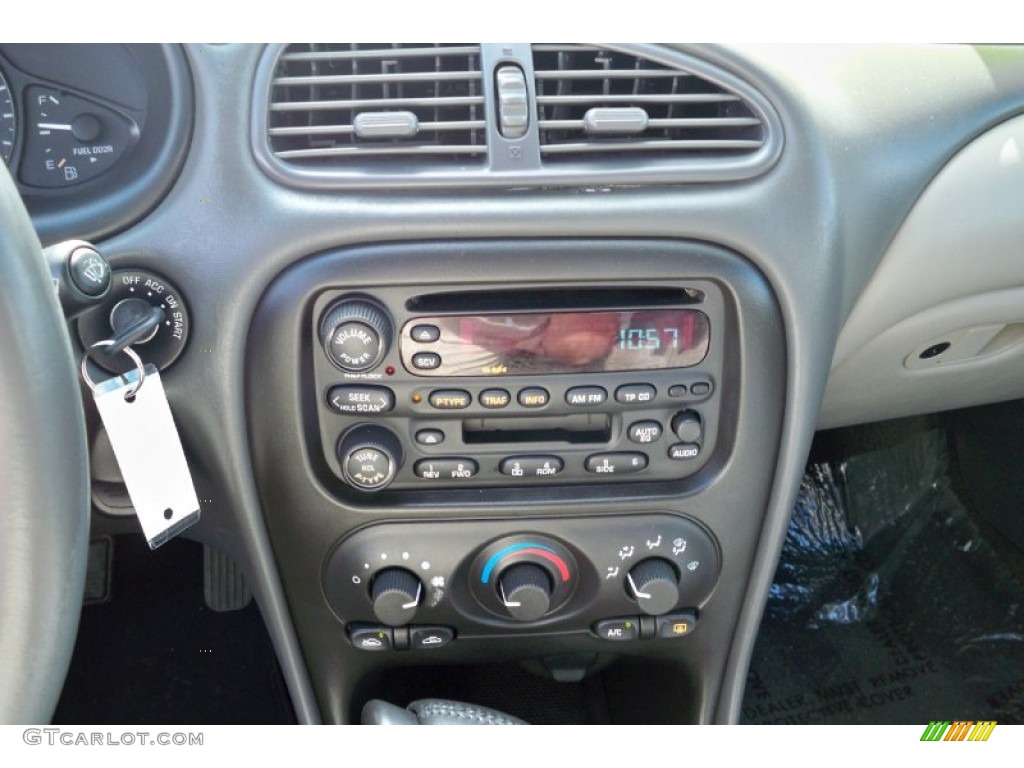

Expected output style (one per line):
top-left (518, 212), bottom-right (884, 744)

top-left (81, 340), bottom-right (146, 399)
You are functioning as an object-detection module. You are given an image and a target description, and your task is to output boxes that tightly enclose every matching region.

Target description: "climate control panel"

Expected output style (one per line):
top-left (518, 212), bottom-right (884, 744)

top-left (323, 513), bottom-right (720, 650)
top-left (311, 280), bottom-right (727, 495)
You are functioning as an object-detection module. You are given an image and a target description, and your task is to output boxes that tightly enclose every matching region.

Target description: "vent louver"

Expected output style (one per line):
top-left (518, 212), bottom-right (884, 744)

top-left (268, 44), bottom-right (486, 164)
top-left (532, 45), bottom-right (765, 161)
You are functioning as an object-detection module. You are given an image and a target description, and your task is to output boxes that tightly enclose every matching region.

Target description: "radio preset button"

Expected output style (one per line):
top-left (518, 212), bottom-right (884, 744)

top-left (628, 421), bottom-right (663, 444)
top-left (668, 384), bottom-right (688, 398)
top-left (566, 386), bottom-right (608, 407)
top-left (669, 443), bottom-right (701, 461)
top-left (428, 390), bottom-right (472, 409)
top-left (518, 387), bottom-right (550, 408)
top-left (480, 389), bottom-right (511, 409)
top-left (414, 458), bottom-right (479, 480)
top-left (327, 385), bottom-right (395, 415)
top-left (415, 429), bottom-right (445, 446)
top-left (499, 455), bottom-right (564, 478)
top-left (412, 352), bottom-right (442, 370)
top-left (410, 324), bottom-right (440, 343)
top-left (585, 452), bottom-right (648, 475)
top-left (615, 384), bottom-right (656, 405)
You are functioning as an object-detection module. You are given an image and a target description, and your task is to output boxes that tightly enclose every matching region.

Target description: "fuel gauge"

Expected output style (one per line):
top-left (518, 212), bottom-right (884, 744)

top-left (20, 85), bottom-right (138, 188)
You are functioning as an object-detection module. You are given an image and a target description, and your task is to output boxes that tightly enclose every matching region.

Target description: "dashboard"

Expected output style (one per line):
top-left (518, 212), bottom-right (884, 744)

top-left (4, 42), bottom-right (1024, 725)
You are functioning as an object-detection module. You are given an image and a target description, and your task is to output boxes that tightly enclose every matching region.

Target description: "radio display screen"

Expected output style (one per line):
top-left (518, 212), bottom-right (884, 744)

top-left (402, 309), bottom-right (710, 376)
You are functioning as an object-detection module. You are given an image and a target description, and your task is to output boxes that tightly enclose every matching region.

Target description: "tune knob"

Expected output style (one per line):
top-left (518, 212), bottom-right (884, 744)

top-left (320, 299), bottom-right (392, 372)
top-left (627, 558), bottom-right (681, 616)
top-left (497, 562), bottom-right (553, 622)
top-left (337, 424), bottom-right (403, 491)
top-left (370, 568), bottom-right (422, 626)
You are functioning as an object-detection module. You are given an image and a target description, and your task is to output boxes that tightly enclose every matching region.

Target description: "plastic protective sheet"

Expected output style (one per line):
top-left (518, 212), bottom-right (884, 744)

top-left (743, 428), bottom-right (1024, 724)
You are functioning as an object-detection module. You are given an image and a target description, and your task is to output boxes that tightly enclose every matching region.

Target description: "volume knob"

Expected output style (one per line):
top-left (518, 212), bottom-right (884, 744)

top-left (320, 299), bottom-right (392, 373)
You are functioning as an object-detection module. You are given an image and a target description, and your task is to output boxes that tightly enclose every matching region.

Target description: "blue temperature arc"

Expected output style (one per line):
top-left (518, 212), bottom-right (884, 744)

top-left (480, 543), bottom-right (570, 584)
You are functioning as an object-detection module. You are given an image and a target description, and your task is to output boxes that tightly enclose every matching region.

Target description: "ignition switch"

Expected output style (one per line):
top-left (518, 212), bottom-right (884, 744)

top-left (77, 268), bottom-right (190, 374)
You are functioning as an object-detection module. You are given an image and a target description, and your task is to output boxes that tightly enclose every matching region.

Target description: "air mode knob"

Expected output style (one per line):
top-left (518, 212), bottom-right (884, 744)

top-left (320, 299), bottom-right (392, 372)
top-left (497, 562), bottom-right (553, 622)
top-left (370, 568), bottom-right (422, 626)
top-left (337, 424), bottom-right (403, 491)
top-left (627, 558), bottom-right (681, 616)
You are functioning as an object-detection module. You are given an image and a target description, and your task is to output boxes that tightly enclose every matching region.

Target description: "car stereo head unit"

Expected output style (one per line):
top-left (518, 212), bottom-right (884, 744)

top-left (310, 282), bottom-right (727, 496)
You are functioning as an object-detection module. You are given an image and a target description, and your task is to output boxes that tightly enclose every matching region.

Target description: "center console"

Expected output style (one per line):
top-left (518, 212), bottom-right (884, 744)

top-left (247, 239), bottom-right (785, 723)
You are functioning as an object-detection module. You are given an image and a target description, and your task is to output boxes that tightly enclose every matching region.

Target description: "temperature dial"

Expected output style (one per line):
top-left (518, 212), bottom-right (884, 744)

top-left (320, 299), bottom-right (392, 373)
top-left (497, 562), bottom-right (553, 622)
top-left (627, 558), bottom-right (681, 616)
top-left (370, 568), bottom-right (422, 626)
top-left (337, 424), bottom-right (403, 491)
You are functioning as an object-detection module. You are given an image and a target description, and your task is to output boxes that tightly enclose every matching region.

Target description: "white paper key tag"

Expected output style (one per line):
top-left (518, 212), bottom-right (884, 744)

top-left (82, 343), bottom-right (200, 549)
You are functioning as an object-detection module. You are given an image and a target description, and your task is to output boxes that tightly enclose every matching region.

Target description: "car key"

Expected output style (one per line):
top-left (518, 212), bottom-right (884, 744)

top-left (82, 342), bottom-right (200, 548)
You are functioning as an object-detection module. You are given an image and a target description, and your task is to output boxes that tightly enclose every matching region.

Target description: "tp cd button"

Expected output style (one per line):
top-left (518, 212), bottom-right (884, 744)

top-left (615, 384), bottom-right (656, 405)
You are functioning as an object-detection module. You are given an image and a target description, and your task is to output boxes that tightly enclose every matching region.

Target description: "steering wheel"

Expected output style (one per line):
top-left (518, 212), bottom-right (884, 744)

top-left (0, 164), bottom-right (90, 722)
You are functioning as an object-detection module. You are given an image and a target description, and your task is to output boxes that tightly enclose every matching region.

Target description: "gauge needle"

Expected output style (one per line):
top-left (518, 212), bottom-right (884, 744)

top-left (37, 122), bottom-right (73, 131)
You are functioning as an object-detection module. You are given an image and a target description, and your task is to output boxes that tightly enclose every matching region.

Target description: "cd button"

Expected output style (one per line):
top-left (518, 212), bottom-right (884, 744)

top-left (428, 390), bottom-right (471, 409)
top-left (518, 387), bottom-right (550, 408)
top-left (412, 352), bottom-right (442, 370)
top-left (411, 324), bottom-right (440, 343)
top-left (585, 452), bottom-right (648, 475)
top-left (615, 384), bottom-right (656, 405)
top-left (479, 389), bottom-right (511, 409)
top-left (565, 386), bottom-right (608, 407)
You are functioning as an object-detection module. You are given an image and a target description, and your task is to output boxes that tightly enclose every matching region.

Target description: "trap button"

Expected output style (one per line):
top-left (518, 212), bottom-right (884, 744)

top-left (594, 618), bottom-right (640, 642)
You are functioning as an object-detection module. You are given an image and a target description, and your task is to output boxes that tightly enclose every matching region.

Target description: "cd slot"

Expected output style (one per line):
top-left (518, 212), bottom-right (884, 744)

top-left (407, 286), bottom-right (702, 314)
top-left (463, 414), bottom-right (611, 445)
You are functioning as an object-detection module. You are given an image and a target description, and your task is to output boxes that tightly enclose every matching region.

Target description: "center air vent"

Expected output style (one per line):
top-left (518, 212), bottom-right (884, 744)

top-left (532, 45), bottom-right (765, 160)
top-left (268, 44), bottom-right (486, 164)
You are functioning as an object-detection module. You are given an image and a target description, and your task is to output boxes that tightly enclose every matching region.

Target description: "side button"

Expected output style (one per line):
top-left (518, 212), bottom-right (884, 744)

top-left (585, 452), bottom-right (648, 475)
top-left (349, 625), bottom-right (393, 651)
top-left (409, 626), bottom-right (455, 650)
top-left (594, 618), bottom-right (640, 641)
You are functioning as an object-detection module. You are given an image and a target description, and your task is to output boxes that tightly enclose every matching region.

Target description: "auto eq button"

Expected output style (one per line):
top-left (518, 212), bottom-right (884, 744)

top-left (327, 385), bottom-right (395, 415)
top-left (585, 452), bottom-right (648, 475)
